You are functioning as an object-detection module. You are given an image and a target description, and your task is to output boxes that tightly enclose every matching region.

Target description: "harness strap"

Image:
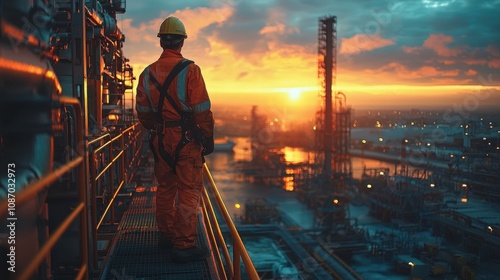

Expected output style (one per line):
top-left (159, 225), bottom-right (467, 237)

top-left (148, 131), bottom-right (159, 163)
top-left (164, 120), bottom-right (182, 127)
top-left (148, 59), bottom-right (194, 174)
top-left (150, 59), bottom-right (193, 121)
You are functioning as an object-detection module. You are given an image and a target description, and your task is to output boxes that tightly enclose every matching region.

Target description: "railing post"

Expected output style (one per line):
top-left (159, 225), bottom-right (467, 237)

top-left (202, 164), bottom-right (259, 280)
top-left (234, 248), bottom-right (241, 280)
top-left (121, 129), bottom-right (126, 185)
top-left (109, 138), bottom-right (115, 224)
top-left (90, 150), bottom-right (99, 269)
top-left (201, 196), bottom-right (229, 280)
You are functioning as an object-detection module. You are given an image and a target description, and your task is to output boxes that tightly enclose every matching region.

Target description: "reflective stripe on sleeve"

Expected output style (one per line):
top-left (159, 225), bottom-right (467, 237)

top-left (191, 99), bottom-right (211, 114)
top-left (176, 60), bottom-right (191, 112)
top-left (144, 66), bottom-right (157, 112)
top-left (136, 103), bottom-right (152, 112)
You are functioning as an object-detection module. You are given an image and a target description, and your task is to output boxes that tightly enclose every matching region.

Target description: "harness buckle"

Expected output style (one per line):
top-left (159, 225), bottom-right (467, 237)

top-left (148, 129), bottom-right (157, 140)
top-left (155, 123), bottom-right (164, 133)
top-left (184, 130), bottom-right (194, 142)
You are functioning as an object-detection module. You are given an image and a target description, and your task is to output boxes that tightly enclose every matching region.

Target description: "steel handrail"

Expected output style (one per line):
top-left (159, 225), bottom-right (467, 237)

top-left (92, 123), bottom-right (141, 229)
top-left (202, 163), bottom-right (259, 280)
top-left (89, 122), bottom-right (142, 269)
top-left (96, 180), bottom-right (125, 229)
top-left (127, 130), bottom-right (143, 182)
top-left (95, 150), bottom-right (124, 180)
top-left (202, 189), bottom-right (230, 280)
top-left (88, 133), bottom-right (111, 146)
top-left (0, 156), bottom-right (83, 217)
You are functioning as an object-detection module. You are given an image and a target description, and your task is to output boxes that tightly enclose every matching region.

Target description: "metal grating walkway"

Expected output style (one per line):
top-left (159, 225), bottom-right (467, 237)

top-left (100, 189), bottom-right (219, 280)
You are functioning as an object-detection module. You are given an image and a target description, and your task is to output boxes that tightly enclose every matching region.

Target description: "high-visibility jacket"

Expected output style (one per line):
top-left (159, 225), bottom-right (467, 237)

top-left (135, 49), bottom-right (214, 138)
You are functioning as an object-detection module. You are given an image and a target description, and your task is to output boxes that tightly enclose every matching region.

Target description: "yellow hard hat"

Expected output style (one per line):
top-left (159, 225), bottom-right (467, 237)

top-left (157, 16), bottom-right (187, 38)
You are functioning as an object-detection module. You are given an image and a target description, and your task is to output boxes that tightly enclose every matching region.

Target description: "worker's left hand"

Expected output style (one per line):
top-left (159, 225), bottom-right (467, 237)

top-left (203, 137), bottom-right (214, 155)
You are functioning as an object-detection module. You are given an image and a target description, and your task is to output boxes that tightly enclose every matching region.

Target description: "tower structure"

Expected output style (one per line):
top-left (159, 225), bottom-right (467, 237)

top-left (316, 16), bottom-right (352, 187)
top-left (316, 16), bottom-right (337, 180)
top-left (314, 16), bottom-right (353, 232)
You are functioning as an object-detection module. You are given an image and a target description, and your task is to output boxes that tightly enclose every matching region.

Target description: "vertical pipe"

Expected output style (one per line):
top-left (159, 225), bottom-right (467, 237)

top-left (59, 97), bottom-right (88, 279)
top-left (72, 0), bottom-right (88, 127)
top-left (71, 0), bottom-right (93, 272)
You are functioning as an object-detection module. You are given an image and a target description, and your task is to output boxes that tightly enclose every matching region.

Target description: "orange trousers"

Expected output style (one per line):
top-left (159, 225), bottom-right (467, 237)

top-left (151, 127), bottom-right (203, 249)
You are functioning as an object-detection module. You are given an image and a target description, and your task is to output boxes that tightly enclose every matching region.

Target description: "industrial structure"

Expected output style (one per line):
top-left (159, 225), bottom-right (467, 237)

top-left (1, 1), bottom-right (146, 278)
top-left (246, 16), bottom-right (355, 239)
top-left (3, 1), bottom-right (497, 279)
top-left (0, 2), bottom-right (364, 279)
top-left (309, 16), bottom-right (353, 234)
top-left (245, 15), bottom-right (362, 262)
top-left (352, 116), bottom-right (500, 278)
top-left (0, 1), bottom-right (256, 279)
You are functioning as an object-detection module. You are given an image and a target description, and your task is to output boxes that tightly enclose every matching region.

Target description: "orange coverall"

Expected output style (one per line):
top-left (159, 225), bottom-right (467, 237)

top-left (136, 49), bottom-right (214, 249)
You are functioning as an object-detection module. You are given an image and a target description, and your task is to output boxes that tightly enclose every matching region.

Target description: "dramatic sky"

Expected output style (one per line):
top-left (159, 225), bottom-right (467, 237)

top-left (120, 0), bottom-right (500, 111)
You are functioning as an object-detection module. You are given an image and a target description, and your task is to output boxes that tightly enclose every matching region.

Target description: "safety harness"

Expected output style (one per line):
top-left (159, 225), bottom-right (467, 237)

top-left (148, 59), bottom-right (204, 174)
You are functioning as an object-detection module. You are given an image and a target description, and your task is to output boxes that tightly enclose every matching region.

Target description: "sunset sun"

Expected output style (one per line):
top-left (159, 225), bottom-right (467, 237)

top-left (288, 88), bottom-right (302, 101)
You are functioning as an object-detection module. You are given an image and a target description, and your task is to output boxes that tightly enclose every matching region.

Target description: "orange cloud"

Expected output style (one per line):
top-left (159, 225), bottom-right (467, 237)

top-left (122, 6), bottom-right (233, 44)
top-left (466, 69), bottom-right (478, 76)
top-left (403, 46), bottom-right (419, 54)
top-left (463, 58), bottom-right (500, 68)
top-left (486, 45), bottom-right (500, 56)
top-left (403, 34), bottom-right (463, 58)
top-left (428, 78), bottom-right (473, 85)
top-left (363, 62), bottom-right (460, 83)
top-left (418, 65), bottom-right (439, 76)
top-left (423, 34), bottom-right (463, 57)
top-left (183, 6), bottom-right (319, 95)
top-left (125, 6), bottom-right (235, 84)
top-left (123, 7), bottom-right (497, 111)
top-left (464, 58), bottom-right (487, 65)
top-left (260, 8), bottom-right (299, 36)
top-left (172, 7), bottom-right (233, 39)
top-left (340, 34), bottom-right (394, 54)
top-left (440, 59), bottom-right (455, 65)
top-left (260, 23), bottom-right (299, 35)
top-left (488, 59), bottom-right (500, 68)
top-left (201, 35), bottom-right (317, 93)
top-left (121, 17), bottom-right (163, 44)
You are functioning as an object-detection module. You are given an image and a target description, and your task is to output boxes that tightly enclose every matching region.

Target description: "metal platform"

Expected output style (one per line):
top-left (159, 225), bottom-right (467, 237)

top-left (100, 189), bottom-right (219, 279)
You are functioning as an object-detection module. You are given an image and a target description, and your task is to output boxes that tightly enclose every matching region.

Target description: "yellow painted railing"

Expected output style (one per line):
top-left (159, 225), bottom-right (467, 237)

top-left (89, 122), bottom-right (143, 268)
top-left (202, 163), bottom-right (259, 280)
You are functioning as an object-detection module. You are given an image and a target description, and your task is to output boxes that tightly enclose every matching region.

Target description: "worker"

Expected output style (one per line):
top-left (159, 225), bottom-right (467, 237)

top-left (135, 16), bottom-right (214, 263)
